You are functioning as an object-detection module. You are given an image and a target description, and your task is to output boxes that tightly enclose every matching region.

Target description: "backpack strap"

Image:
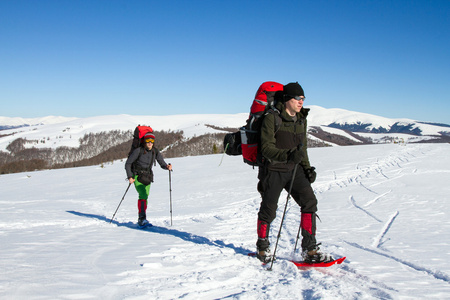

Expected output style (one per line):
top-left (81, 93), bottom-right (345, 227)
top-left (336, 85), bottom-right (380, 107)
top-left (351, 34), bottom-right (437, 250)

top-left (151, 148), bottom-right (159, 167)
top-left (131, 147), bottom-right (145, 174)
top-left (133, 147), bottom-right (160, 175)
top-left (257, 108), bottom-right (282, 168)
top-left (266, 108), bottom-right (282, 133)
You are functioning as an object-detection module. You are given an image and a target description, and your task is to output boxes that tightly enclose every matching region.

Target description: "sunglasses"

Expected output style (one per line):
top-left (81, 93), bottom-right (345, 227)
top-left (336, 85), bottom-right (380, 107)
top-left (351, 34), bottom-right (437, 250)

top-left (145, 138), bottom-right (155, 143)
top-left (286, 95), bottom-right (305, 101)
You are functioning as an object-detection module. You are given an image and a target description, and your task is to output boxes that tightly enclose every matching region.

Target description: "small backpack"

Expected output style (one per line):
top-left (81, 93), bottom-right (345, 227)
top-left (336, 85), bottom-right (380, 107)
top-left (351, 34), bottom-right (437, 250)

top-left (224, 81), bottom-right (283, 166)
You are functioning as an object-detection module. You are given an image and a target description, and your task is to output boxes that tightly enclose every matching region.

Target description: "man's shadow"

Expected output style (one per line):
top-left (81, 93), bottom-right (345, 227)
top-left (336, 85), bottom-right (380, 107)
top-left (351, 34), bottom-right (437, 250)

top-left (67, 210), bottom-right (250, 255)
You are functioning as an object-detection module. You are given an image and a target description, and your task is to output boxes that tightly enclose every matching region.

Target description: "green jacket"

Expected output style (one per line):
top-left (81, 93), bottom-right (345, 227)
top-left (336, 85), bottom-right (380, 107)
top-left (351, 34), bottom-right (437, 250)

top-left (260, 101), bottom-right (311, 172)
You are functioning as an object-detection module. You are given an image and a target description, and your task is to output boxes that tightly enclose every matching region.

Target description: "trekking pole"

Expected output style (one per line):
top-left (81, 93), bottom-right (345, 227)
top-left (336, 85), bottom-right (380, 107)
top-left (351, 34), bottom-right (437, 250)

top-left (110, 182), bottom-right (132, 224)
top-left (219, 143), bottom-right (229, 166)
top-left (268, 164), bottom-right (298, 271)
top-left (169, 167), bottom-right (173, 226)
top-left (293, 218), bottom-right (302, 254)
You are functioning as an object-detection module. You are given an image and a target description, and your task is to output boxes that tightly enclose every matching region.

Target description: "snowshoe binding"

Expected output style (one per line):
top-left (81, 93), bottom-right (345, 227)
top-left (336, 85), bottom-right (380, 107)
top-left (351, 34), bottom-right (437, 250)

top-left (301, 243), bottom-right (333, 264)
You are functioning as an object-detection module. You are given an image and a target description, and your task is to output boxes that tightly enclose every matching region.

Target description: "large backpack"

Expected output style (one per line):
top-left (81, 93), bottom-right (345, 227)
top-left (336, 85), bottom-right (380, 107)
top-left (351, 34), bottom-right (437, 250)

top-left (224, 81), bottom-right (283, 166)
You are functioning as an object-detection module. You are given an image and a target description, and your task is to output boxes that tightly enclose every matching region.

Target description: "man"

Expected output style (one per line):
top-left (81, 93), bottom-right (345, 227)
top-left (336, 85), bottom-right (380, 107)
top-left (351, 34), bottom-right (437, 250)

top-left (256, 82), bottom-right (331, 263)
top-left (125, 132), bottom-right (172, 227)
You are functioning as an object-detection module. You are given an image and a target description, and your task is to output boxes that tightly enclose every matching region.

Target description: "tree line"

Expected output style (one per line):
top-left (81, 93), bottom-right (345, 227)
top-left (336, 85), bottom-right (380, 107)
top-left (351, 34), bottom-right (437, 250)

top-left (0, 129), bottom-right (220, 174)
top-left (0, 126), bottom-right (341, 174)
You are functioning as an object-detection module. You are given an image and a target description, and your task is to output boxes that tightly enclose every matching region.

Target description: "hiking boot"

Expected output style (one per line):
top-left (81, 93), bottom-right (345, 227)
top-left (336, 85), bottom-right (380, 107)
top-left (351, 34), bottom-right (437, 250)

top-left (138, 218), bottom-right (149, 227)
top-left (301, 243), bottom-right (333, 263)
top-left (138, 208), bottom-right (147, 227)
top-left (256, 247), bottom-right (273, 263)
top-left (256, 238), bottom-right (272, 263)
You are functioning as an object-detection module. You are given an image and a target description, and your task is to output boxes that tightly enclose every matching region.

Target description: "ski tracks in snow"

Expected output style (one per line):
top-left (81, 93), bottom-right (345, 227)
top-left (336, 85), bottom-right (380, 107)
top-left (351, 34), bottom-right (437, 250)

top-left (326, 145), bottom-right (450, 297)
top-left (371, 210), bottom-right (399, 249)
top-left (350, 195), bottom-right (383, 223)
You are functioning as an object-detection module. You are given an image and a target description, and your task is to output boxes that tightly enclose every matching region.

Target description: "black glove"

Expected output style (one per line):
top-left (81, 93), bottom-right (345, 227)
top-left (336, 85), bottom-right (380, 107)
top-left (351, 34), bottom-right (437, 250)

top-left (288, 147), bottom-right (303, 164)
top-left (304, 167), bottom-right (317, 183)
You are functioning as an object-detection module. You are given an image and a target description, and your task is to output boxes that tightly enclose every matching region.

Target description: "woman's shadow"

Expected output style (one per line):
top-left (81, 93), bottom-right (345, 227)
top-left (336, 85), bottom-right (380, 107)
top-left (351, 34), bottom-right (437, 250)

top-left (67, 210), bottom-right (250, 255)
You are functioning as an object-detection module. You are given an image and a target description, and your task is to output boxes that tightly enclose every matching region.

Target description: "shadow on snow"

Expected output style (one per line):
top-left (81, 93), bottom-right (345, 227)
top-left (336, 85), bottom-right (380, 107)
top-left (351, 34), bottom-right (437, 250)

top-left (67, 210), bottom-right (250, 256)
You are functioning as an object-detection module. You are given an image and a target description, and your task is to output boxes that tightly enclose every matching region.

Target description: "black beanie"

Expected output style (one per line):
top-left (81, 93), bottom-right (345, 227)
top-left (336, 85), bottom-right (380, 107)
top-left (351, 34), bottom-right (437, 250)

top-left (283, 82), bottom-right (305, 101)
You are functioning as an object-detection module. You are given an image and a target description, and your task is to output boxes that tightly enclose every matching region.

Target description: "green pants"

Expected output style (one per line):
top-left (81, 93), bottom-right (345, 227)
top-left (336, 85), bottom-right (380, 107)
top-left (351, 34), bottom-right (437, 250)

top-left (134, 175), bottom-right (151, 200)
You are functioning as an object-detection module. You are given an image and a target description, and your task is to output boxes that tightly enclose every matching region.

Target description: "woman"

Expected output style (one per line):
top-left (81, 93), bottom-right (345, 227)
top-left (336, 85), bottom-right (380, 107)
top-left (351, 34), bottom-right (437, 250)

top-left (125, 132), bottom-right (172, 227)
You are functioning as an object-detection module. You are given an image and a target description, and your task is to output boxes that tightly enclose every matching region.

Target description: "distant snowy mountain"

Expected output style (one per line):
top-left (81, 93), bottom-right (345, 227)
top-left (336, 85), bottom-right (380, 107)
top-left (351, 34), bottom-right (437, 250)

top-left (0, 113), bottom-right (247, 152)
top-left (0, 116), bottom-right (78, 130)
top-left (0, 106), bottom-right (449, 154)
top-left (306, 105), bottom-right (449, 136)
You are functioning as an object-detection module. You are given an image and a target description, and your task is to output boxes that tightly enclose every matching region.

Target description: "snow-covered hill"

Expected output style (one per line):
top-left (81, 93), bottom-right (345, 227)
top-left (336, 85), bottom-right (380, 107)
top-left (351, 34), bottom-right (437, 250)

top-left (0, 106), bottom-right (449, 153)
top-left (306, 105), bottom-right (449, 135)
top-left (0, 113), bottom-right (248, 151)
top-left (0, 116), bottom-right (78, 130)
top-left (1, 143), bottom-right (449, 298)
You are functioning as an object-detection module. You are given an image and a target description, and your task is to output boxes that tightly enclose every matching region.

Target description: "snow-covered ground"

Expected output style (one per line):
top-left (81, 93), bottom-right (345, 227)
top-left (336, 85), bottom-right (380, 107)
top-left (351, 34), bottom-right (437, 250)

top-left (0, 143), bottom-right (449, 299)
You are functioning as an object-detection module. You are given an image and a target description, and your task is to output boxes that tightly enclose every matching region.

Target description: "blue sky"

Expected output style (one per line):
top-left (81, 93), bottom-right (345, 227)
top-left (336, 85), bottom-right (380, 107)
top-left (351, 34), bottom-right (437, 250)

top-left (1, 0), bottom-right (449, 124)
